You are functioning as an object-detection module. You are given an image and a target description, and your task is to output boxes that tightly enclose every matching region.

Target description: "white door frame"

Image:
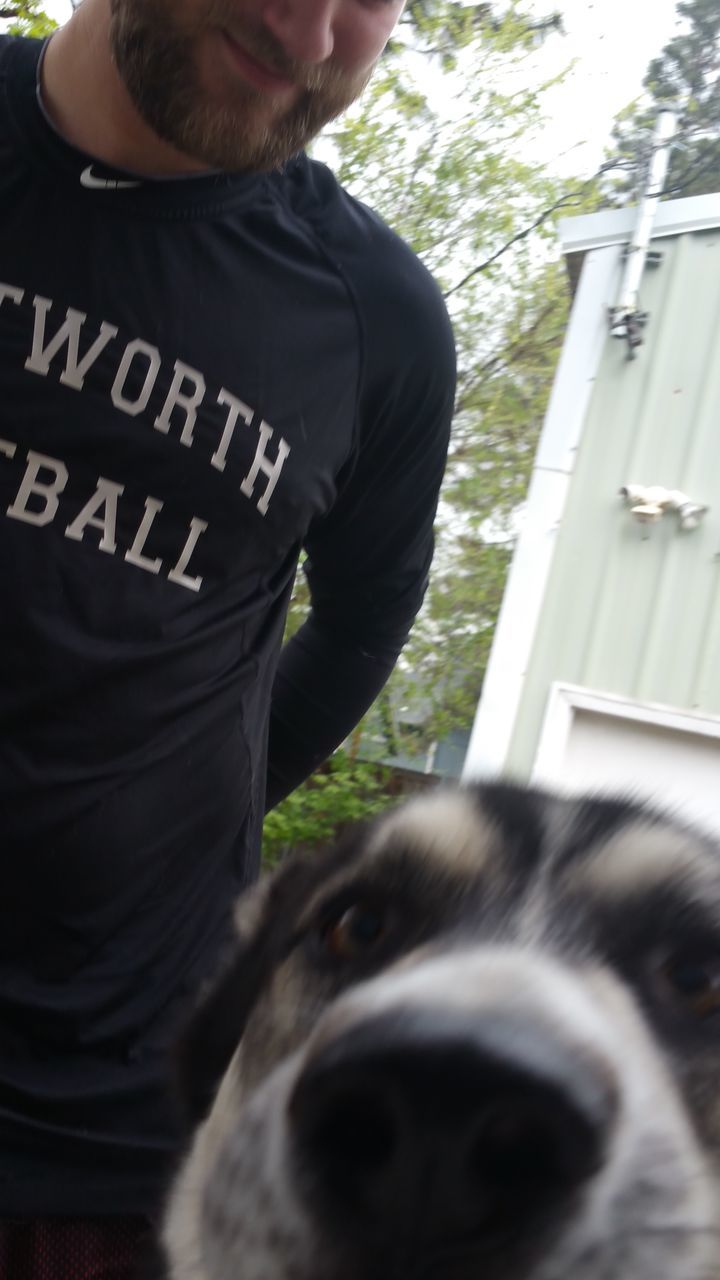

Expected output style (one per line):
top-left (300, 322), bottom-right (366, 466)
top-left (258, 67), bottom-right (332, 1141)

top-left (532, 682), bottom-right (720, 787)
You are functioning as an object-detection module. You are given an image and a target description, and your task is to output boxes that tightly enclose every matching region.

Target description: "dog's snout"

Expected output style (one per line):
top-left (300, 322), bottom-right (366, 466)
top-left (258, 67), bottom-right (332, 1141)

top-left (289, 1006), bottom-right (617, 1249)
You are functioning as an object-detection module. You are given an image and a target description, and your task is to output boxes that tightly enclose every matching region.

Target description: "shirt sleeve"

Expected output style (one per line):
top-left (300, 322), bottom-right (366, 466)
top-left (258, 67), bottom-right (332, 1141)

top-left (265, 252), bottom-right (456, 809)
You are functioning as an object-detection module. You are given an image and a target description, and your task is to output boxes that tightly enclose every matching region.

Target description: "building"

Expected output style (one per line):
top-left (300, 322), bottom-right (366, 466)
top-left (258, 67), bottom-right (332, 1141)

top-left (463, 187), bottom-right (720, 836)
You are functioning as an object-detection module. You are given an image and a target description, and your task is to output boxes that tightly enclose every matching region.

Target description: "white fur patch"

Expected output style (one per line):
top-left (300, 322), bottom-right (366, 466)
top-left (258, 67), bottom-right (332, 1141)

top-left (367, 789), bottom-right (491, 876)
top-left (309, 945), bottom-right (620, 1068)
top-left (570, 822), bottom-right (713, 899)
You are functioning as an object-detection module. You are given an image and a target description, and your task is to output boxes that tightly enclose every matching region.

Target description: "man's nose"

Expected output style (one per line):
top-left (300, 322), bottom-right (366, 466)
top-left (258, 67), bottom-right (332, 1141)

top-left (262, 0), bottom-right (336, 64)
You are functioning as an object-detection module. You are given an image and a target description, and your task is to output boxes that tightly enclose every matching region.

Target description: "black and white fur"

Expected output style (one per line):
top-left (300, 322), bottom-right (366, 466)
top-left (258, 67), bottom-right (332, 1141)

top-left (161, 781), bottom-right (720, 1280)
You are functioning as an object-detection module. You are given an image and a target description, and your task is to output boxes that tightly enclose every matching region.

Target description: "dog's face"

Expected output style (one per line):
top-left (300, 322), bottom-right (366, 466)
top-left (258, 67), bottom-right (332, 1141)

top-left (163, 782), bottom-right (720, 1280)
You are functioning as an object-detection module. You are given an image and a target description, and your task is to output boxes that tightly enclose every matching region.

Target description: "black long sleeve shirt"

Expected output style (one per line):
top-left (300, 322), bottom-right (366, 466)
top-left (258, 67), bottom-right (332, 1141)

top-left (0, 34), bottom-right (456, 1215)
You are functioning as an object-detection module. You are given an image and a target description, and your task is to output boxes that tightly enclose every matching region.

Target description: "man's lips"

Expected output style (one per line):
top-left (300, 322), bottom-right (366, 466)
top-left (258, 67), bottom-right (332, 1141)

top-left (219, 30), bottom-right (296, 93)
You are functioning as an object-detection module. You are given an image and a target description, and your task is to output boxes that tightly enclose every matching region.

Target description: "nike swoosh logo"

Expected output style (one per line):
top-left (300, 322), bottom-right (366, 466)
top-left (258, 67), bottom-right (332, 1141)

top-left (80, 165), bottom-right (142, 191)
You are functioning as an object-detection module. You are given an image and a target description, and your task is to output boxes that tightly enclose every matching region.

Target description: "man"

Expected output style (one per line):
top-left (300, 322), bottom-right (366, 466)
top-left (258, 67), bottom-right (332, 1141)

top-left (0, 0), bottom-right (455, 1272)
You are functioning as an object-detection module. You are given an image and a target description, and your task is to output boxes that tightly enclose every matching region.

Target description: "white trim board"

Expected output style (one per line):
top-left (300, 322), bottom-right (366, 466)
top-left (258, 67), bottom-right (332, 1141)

top-left (462, 242), bottom-right (623, 781)
top-left (559, 193), bottom-right (720, 256)
top-left (532, 683), bottom-right (720, 788)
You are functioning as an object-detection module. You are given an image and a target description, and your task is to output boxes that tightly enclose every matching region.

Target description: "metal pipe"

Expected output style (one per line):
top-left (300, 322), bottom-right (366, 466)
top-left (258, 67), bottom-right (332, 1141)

top-left (609, 108), bottom-right (677, 350)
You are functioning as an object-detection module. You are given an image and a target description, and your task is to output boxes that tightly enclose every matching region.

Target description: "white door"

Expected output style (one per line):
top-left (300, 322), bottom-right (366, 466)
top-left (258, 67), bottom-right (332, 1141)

top-left (533, 684), bottom-right (720, 837)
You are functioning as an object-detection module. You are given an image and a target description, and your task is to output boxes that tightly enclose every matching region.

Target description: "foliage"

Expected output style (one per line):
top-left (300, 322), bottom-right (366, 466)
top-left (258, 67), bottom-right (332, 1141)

top-left (262, 751), bottom-right (395, 866)
top-left (393, 1), bottom-right (564, 73)
top-left (298, 0), bottom-right (590, 752)
top-left (606, 0), bottom-right (720, 203)
top-left (1, 0), bottom-right (57, 37)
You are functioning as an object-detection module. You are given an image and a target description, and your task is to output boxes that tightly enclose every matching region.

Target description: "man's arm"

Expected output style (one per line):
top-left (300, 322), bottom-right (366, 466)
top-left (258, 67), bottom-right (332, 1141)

top-left (265, 614), bottom-right (402, 809)
top-left (265, 267), bottom-right (456, 809)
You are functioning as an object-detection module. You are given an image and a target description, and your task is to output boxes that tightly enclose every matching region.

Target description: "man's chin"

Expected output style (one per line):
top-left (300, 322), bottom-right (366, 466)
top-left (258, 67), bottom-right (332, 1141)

top-left (166, 108), bottom-right (317, 173)
top-left (109, 5), bottom-right (367, 173)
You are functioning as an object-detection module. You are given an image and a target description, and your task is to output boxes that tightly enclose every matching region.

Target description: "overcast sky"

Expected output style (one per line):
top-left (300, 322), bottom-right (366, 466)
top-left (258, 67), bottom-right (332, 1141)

top-left (41, 0), bottom-right (681, 177)
top-left (536, 0), bottom-right (681, 172)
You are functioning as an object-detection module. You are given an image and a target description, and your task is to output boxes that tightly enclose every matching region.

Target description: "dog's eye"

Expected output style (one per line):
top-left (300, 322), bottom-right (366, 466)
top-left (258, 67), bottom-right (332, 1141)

top-left (660, 955), bottom-right (720, 1018)
top-left (322, 903), bottom-right (388, 961)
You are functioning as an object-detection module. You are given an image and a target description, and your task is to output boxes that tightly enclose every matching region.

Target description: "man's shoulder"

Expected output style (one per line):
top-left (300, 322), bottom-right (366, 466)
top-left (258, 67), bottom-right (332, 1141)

top-left (280, 153), bottom-right (453, 358)
top-left (0, 31), bottom-right (19, 73)
top-left (283, 154), bottom-right (396, 241)
top-left (282, 155), bottom-right (443, 303)
top-left (0, 32), bottom-right (38, 63)
top-left (0, 32), bottom-right (40, 96)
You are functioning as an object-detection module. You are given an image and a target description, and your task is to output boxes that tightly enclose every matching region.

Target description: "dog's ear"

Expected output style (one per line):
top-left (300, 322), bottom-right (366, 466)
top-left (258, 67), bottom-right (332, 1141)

top-left (174, 857), bottom-right (319, 1126)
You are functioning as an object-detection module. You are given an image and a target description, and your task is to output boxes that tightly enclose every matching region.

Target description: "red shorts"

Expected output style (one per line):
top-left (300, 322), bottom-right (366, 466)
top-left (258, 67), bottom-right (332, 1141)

top-left (0, 1217), bottom-right (153, 1280)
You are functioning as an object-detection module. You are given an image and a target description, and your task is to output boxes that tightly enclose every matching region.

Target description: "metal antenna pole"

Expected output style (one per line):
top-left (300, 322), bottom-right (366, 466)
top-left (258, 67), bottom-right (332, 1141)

top-left (609, 108), bottom-right (677, 356)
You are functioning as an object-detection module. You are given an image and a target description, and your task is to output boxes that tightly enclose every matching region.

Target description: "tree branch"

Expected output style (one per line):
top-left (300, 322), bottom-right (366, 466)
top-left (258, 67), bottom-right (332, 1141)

top-left (442, 151), bottom-right (641, 301)
top-left (454, 297), bottom-right (561, 412)
top-left (443, 188), bottom-right (588, 298)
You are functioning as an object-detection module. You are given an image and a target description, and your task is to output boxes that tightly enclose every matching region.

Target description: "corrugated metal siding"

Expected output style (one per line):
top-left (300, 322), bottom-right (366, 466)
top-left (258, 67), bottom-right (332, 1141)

top-left (507, 226), bottom-right (720, 776)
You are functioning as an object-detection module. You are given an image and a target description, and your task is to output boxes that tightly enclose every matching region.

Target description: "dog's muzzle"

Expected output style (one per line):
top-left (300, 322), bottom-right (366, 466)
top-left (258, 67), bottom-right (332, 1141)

top-left (288, 1000), bottom-right (618, 1258)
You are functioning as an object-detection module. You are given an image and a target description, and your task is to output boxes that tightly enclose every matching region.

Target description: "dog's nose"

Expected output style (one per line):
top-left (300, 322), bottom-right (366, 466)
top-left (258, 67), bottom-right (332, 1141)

top-left (288, 1006), bottom-right (617, 1248)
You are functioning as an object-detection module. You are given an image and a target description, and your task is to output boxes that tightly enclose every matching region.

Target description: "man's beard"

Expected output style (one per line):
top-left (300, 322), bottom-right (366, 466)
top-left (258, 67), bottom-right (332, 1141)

top-left (108, 0), bottom-right (374, 172)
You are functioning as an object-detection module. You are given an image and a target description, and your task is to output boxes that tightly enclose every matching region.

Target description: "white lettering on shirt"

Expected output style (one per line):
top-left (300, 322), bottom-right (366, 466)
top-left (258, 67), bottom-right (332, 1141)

top-left (25, 296), bottom-right (118, 390)
top-left (0, 283), bottom-right (24, 309)
top-left (125, 497), bottom-right (165, 576)
top-left (211, 387), bottom-right (254, 473)
top-left (168, 517), bottom-right (209, 593)
top-left (240, 420), bottom-right (291, 517)
top-left (111, 339), bottom-right (162, 417)
top-left (154, 360), bottom-right (207, 447)
top-left (64, 477), bottom-right (125, 554)
top-left (7, 450), bottom-right (69, 525)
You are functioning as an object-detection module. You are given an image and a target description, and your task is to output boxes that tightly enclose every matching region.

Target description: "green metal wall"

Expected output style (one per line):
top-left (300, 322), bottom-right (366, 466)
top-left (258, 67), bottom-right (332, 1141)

top-left (507, 226), bottom-right (720, 776)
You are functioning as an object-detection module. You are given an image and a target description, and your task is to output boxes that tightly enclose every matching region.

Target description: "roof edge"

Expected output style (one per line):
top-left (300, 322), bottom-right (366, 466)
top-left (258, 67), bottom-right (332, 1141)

top-left (559, 193), bottom-right (720, 256)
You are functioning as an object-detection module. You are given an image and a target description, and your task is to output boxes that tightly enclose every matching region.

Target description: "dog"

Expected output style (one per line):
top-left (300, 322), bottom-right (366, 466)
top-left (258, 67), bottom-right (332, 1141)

top-left (160, 780), bottom-right (720, 1280)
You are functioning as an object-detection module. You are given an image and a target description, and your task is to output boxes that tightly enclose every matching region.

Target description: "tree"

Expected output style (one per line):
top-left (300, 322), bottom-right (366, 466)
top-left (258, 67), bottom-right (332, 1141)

top-left (606, 0), bottom-right (720, 204)
top-left (271, 3), bottom-right (587, 834)
top-left (1, 0), bottom-right (57, 37)
top-left (262, 751), bottom-right (395, 865)
top-left (303, 0), bottom-right (585, 755)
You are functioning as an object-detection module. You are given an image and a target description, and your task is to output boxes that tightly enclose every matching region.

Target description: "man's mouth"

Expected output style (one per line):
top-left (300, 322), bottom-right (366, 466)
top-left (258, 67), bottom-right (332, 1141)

top-left (219, 29), bottom-right (297, 93)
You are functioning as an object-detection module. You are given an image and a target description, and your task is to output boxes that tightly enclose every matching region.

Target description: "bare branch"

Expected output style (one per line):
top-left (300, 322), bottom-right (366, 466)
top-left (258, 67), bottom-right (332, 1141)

top-left (442, 151), bottom-right (642, 300)
top-left (443, 188), bottom-right (588, 299)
